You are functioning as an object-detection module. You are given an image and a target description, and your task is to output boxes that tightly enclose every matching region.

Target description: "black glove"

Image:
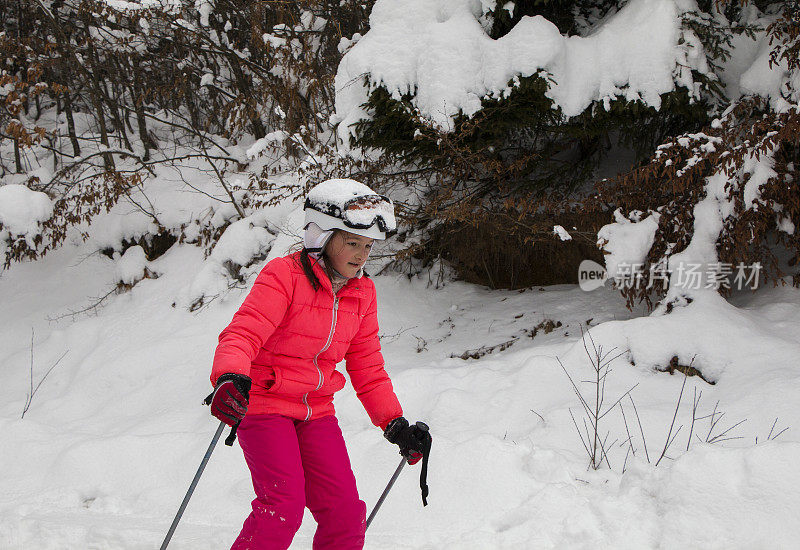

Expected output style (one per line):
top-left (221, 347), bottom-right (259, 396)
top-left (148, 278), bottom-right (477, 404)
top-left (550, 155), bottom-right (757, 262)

top-left (384, 416), bottom-right (430, 465)
top-left (205, 373), bottom-right (251, 427)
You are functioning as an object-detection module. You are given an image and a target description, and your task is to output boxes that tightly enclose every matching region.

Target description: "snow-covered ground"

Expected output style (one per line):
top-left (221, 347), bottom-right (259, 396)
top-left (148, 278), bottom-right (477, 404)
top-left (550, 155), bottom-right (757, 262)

top-left (1, 211), bottom-right (799, 549)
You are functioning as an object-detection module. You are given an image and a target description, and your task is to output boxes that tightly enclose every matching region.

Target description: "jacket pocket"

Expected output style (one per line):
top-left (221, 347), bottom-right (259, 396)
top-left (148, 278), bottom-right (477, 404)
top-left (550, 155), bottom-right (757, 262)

top-left (250, 363), bottom-right (282, 394)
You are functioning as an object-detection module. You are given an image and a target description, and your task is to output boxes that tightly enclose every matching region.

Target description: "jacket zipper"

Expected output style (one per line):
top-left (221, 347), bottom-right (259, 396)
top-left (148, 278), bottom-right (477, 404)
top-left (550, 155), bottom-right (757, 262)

top-left (303, 295), bottom-right (339, 420)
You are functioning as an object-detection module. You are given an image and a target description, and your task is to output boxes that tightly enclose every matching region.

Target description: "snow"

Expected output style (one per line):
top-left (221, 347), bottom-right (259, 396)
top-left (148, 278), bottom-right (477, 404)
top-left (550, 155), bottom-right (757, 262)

top-left (0, 184), bottom-right (53, 237)
top-left (184, 209), bottom-right (279, 308)
top-left (263, 33), bottom-right (287, 48)
top-left (661, 170), bottom-right (730, 303)
top-left (210, 217), bottom-right (272, 268)
top-left (199, 73), bottom-right (215, 87)
top-left (307, 178), bottom-right (380, 207)
top-left (245, 131), bottom-right (289, 159)
top-left (553, 225), bottom-right (572, 241)
top-left (742, 148), bottom-right (778, 209)
top-left (101, 0), bottom-right (162, 11)
top-left (777, 214), bottom-right (795, 235)
top-left (0, 184), bottom-right (53, 255)
top-left (195, 0), bottom-right (213, 27)
top-left (739, 28), bottom-right (799, 113)
top-left (717, 17), bottom-right (768, 102)
top-left (596, 209), bottom-right (660, 279)
top-left (713, 7), bottom-right (800, 113)
top-left (114, 245), bottom-right (150, 285)
top-left (333, 0), bottom-right (711, 147)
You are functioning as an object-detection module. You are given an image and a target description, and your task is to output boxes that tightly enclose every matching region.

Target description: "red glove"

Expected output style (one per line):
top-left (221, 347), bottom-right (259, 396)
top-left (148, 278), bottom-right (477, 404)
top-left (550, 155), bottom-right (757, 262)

top-left (205, 373), bottom-right (251, 426)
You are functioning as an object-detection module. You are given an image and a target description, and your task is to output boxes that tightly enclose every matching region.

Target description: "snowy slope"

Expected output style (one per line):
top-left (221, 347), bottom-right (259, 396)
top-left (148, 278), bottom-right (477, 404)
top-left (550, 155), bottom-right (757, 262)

top-left (1, 222), bottom-right (799, 549)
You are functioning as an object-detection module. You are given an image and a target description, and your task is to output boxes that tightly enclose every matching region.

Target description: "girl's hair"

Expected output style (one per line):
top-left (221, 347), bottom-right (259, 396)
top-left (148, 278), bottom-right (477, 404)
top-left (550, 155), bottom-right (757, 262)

top-left (299, 247), bottom-right (324, 291)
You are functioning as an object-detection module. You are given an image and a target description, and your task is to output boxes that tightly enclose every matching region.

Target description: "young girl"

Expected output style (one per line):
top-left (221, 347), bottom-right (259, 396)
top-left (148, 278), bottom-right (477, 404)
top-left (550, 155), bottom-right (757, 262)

top-left (206, 179), bottom-right (430, 549)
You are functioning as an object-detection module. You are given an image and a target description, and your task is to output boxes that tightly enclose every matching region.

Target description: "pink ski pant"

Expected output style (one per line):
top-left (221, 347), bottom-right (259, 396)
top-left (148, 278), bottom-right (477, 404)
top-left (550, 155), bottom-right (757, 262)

top-left (231, 414), bottom-right (366, 550)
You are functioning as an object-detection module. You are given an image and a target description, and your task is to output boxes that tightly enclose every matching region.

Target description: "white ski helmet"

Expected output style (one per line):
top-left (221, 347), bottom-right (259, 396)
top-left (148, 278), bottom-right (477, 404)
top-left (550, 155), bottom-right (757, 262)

top-left (303, 179), bottom-right (396, 241)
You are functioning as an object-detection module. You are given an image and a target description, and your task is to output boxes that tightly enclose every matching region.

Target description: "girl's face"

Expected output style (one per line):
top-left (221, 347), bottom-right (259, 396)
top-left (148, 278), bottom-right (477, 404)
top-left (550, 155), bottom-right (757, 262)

top-left (325, 230), bottom-right (374, 278)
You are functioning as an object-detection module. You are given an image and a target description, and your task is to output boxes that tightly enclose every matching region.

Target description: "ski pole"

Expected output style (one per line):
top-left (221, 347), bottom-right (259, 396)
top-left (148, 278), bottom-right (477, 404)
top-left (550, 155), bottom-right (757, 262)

top-left (159, 420), bottom-right (226, 550)
top-left (365, 455), bottom-right (407, 531)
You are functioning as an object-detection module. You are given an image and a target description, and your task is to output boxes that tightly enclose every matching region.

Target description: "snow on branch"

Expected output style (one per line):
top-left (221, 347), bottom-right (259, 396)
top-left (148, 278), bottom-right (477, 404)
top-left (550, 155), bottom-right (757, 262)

top-left (333, 0), bottom-right (713, 148)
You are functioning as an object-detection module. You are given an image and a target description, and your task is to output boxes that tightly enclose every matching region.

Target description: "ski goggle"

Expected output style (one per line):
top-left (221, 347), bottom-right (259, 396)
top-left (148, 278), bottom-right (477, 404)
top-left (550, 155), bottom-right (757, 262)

top-left (304, 194), bottom-right (396, 233)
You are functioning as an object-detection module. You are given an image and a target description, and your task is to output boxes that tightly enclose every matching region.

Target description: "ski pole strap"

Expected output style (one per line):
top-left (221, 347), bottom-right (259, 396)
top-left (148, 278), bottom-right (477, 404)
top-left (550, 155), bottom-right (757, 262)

top-left (415, 422), bottom-right (432, 506)
top-left (419, 439), bottom-right (430, 506)
top-left (224, 421), bottom-right (240, 446)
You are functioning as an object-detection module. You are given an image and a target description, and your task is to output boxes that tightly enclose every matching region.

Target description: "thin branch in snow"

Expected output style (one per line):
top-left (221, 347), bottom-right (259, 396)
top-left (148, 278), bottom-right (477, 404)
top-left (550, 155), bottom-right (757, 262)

top-left (568, 408), bottom-right (592, 460)
top-left (597, 384), bottom-right (639, 420)
top-left (705, 401), bottom-right (722, 441)
top-left (619, 402), bottom-right (637, 467)
top-left (530, 409), bottom-right (546, 424)
top-left (770, 427), bottom-right (789, 441)
top-left (656, 372), bottom-right (687, 467)
top-left (767, 417), bottom-right (779, 440)
top-left (761, 418), bottom-right (790, 443)
top-left (708, 419), bottom-right (747, 444)
top-left (22, 330), bottom-right (69, 419)
top-left (687, 386), bottom-right (702, 451)
top-left (46, 287), bottom-right (117, 321)
top-left (629, 395), bottom-right (650, 464)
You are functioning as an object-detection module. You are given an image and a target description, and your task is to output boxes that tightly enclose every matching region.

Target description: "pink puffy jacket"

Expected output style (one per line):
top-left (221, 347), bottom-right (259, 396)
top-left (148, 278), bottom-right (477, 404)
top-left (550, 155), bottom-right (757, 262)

top-left (211, 251), bottom-right (402, 430)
